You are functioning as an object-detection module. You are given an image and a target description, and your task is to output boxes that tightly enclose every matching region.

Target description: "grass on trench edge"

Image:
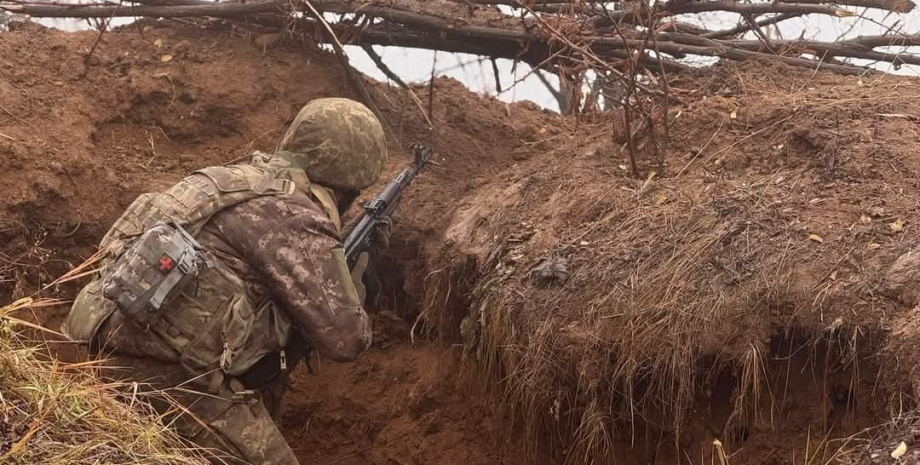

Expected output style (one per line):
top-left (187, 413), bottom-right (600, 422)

top-left (0, 297), bottom-right (211, 465)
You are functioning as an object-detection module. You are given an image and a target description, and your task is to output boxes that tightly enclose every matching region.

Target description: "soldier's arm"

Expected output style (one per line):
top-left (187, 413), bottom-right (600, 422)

top-left (247, 209), bottom-right (372, 362)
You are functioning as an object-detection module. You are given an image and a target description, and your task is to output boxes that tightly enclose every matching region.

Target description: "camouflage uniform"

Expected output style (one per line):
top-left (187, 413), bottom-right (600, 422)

top-left (62, 98), bottom-right (387, 465)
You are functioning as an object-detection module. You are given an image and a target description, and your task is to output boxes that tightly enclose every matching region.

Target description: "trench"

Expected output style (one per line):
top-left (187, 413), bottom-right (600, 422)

top-left (0, 124), bottom-right (904, 465)
top-left (0, 215), bottom-right (901, 465)
top-left (1, 23), bottom-right (916, 465)
top-left (235, 215), bottom-right (901, 465)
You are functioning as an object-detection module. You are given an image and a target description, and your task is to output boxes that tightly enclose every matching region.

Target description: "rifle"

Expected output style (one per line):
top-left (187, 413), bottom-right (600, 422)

top-left (343, 144), bottom-right (433, 266)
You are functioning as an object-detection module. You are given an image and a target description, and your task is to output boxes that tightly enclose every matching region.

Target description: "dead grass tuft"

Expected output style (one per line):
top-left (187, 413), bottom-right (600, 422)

top-left (422, 63), bottom-right (920, 462)
top-left (469, 179), bottom-right (805, 462)
top-left (0, 297), bottom-right (209, 465)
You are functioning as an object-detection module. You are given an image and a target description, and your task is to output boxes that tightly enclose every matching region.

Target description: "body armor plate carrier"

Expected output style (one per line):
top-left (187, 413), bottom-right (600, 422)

top-left (62, 160), bottom-right (327, 384)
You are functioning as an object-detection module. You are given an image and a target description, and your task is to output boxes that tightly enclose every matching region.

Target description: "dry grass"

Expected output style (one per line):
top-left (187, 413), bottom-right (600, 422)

top-left (0, 297), bottom-right (209, 465)
top-left (835, 411), bottom-right (920, 465)
top-left (421, 63), bottom-right (920, 463)
top-left (469, 181), bottom-right (804, 462)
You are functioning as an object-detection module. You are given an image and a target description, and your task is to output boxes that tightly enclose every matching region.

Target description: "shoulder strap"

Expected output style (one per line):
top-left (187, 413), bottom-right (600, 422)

top-left (309, 185), bottom-right (342, 233)
top-left (100, 164), bottom-right (297, 250)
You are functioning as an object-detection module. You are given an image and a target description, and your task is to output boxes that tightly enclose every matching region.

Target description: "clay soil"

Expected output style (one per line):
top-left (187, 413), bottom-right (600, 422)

top-left (0, 21), bottom-right (536, 465)
top-left (3, 18), bottom-right (920, 465)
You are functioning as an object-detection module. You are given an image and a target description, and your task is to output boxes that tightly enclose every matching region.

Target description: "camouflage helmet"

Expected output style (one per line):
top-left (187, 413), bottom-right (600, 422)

top-left (276, 98), bottom-right (386, 192)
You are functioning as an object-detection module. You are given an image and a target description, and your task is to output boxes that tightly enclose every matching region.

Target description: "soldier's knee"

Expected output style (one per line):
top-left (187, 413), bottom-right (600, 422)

top-left (199, 399), bottom-right (300, 465)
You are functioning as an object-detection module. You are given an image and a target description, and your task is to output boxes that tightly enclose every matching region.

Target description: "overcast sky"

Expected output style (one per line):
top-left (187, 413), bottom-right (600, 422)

top-left (345, 5), bottom-right (920, 111)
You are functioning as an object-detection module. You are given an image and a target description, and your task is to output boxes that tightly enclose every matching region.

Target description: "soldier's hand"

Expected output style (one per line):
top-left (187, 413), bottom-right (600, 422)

top-left (341, 213), bottom-right (393, 254)
top-left (350, 251), bottom-right (369, 305)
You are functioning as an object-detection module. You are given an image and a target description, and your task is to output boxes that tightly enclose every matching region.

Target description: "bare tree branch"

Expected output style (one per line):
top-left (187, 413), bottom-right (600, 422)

top-left (703, 13), bottom-right (803, 39)
top-left (2, 0), bottom-right (915, 77)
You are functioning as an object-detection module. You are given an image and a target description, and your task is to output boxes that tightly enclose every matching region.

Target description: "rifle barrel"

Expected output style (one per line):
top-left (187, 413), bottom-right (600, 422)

top-left (343, 145), bottom-right (432, 264)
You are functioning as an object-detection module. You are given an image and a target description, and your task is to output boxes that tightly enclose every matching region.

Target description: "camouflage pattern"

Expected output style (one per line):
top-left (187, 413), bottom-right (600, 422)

top-left (250, 150), bottom-right (344, 231)
top-left (62, 163), bottom-right (295, 344)
top-left (276, 98), bottom-right (387, 192)
top-left (96, 352), bottom-right (300, 465)
top-left (63, 98), bottom-right (381, 465)
top-left (200, 193), bottom-right (372, 362)
top-left (100, 164), bottom-right (296, 249)
top-left (72, 190), bottom-right (371, 465)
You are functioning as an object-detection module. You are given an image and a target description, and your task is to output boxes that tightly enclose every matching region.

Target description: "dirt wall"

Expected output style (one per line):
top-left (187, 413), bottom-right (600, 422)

top-left (422, 61), bottom-right (920, 463)
top-left (0, 21), bottom-right (543, 465)
top-left (4, 19), bottom-right (920, 465)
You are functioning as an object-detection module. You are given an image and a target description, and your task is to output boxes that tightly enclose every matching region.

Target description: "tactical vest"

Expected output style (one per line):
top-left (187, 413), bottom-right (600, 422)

top-left (62, 159), bottom-right (341, 382)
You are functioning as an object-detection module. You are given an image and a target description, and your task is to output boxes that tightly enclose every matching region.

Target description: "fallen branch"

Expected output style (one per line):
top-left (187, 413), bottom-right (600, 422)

top-left (455, 0), bottom-right (913, 13)
top-left (360, 44), bottom-right (434, 129)
top-left (664, 0), bottom-right (858, 17)
top-left (2, 0), bottom-right (914, 77)
top-left (361, 44), bottom-right (410, 89)
top-left (775, 0), bottom-right (915, 12)
top-left (703, 13), bottom-right (803, 39)
top-left (0, 1), bottom-right (284, 17)
top-left (841, 32), bottom-right (920, 47)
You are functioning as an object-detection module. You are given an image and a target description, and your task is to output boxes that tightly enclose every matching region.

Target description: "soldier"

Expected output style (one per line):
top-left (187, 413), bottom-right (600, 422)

top-left (61, 97), bottom-right (388, 465)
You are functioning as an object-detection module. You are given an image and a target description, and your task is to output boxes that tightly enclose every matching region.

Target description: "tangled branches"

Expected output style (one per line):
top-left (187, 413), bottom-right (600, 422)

top-left (2, 0), bottom-right (917, 174)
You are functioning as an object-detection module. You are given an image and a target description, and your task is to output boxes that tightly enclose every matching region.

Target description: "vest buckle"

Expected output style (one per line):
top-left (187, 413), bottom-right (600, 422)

top-left (220, 342), bottom-right (232, 373)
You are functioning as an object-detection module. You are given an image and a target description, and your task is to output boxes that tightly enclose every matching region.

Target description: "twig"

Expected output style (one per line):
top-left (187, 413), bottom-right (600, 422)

top-left (490, 57), bottom-right (502, 93)
top-left (299, 0), bottom-right (384, 125)
top-left (496, 48), bottom-right (566, 96)
top-left (535, 70), bottom-right (568, 112)
top-left (361, 44), bottom-right (409, 89)
top-left (651, 24), bottom-right (670, 164)
top-left (704, 13), bottom-right (802, 39)
top-left (360, 44), bottom-right (433, 128)
top-left (0, 102), bottom-right (42, 142)
top-left (84, 2), bottom-right (118, 64)
top-left (676, 121), bottom-right (723, 177)
top-left (709, 114), bottom-right (797, 166)
top-left (516, 0), bottom-right (672, 101)
top-left (742, 13), bottom-right (776, 53)
top-left (607, 1), bottom-right (656, 179)
top-left (642, 3), bottom-right (667, 169)
top-left (0, 103), bottom-right (31, 128)
top-left (428, 51), bottom-right (437, 122)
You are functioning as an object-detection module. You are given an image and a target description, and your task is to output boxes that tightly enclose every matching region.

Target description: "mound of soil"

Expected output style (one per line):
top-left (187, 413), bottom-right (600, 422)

top-left (0, 20), bottom-right (355, 302)
top-left (418, 61), bottom-right (920, 463)
top-left (4, 17), bottom-right (920, 465)
top-left (0, 21), bottom-right (541, 465)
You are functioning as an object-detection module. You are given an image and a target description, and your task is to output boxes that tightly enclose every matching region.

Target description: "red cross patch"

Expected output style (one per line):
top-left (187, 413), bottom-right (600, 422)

top-left (159, 255), bottom-right (174, 272)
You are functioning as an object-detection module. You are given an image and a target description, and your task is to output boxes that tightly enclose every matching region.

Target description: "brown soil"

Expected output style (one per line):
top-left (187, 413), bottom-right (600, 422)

top-left (3, 18), bottom-right (920, 465)
top-left (284, 344), bottom-right (522, 465)
top-left (415, 61), bottom-right (920, 463)
top-left (0, 21), bottom-right (533, 465)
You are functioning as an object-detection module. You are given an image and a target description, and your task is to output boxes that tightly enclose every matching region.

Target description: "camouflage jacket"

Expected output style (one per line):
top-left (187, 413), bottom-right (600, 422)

top-left (195, 193), bottom-right (372, 362)
top-left (92, 192), bottom-right (373, 366)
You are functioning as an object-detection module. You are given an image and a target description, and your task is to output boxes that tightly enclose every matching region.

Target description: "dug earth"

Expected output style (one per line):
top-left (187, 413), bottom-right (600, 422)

top-left (3, 20), bottom-right (920, 465)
